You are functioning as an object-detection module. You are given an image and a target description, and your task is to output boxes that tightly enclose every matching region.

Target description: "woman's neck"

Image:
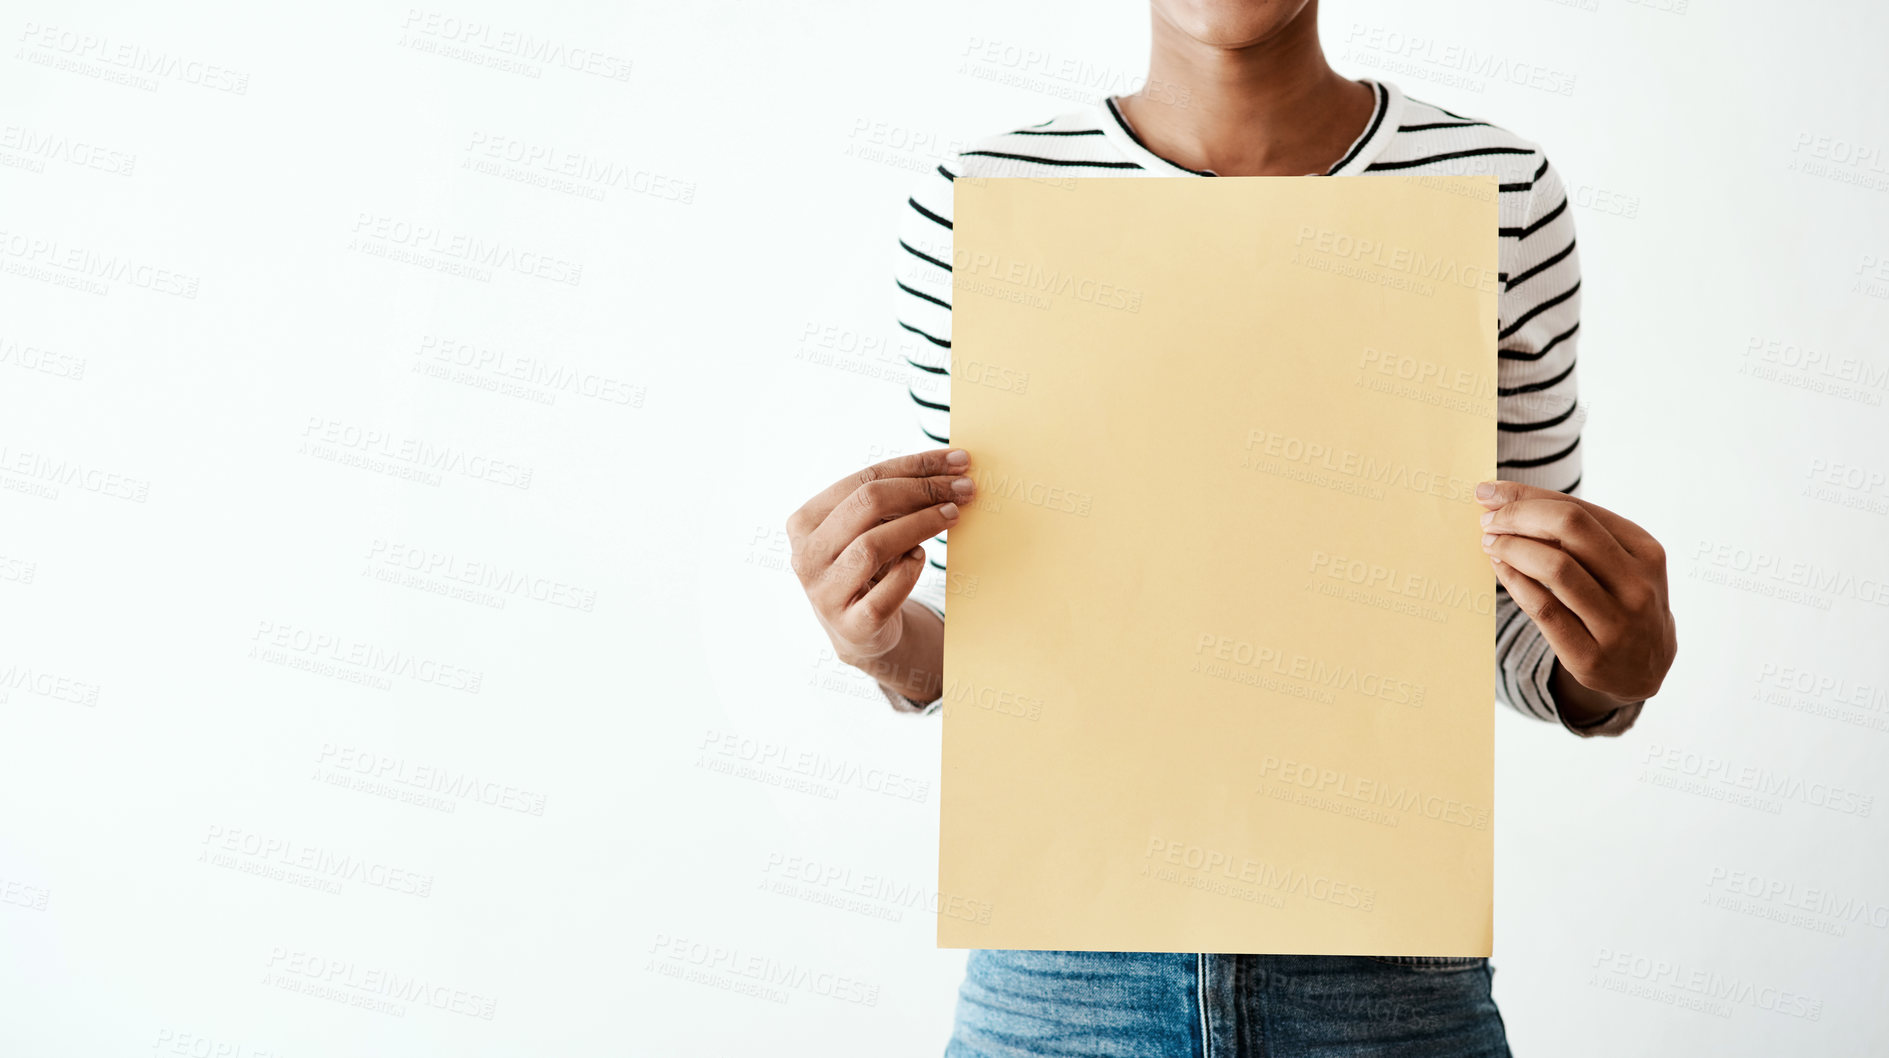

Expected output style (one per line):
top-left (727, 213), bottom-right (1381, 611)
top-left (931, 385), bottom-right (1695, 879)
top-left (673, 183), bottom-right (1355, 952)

top-left (1115, 5), bottom-right (1375, 177)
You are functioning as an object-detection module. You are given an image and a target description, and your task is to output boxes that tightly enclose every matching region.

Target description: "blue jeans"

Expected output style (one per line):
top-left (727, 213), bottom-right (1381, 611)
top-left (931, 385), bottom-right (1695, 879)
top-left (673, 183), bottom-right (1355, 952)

top-left (946, 950), bottom-right (1510, 1057)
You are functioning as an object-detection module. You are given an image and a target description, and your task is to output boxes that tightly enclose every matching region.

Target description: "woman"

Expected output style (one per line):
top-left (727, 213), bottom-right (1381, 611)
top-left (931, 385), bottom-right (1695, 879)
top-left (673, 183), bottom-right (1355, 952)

top-left (786, 1), bottom-right (1677, 1053)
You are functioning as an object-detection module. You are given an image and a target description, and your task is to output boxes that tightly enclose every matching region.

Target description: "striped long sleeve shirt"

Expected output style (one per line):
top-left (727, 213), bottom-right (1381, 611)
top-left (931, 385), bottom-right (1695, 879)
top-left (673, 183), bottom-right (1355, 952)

top-left (880, 78), bottom-right (1642, 738)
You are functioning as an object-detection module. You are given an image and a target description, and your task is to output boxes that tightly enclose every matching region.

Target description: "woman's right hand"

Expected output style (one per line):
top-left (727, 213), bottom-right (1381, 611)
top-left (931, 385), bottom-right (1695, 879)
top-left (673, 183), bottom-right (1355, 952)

top-left (786, 448), bottom-right (973, 667)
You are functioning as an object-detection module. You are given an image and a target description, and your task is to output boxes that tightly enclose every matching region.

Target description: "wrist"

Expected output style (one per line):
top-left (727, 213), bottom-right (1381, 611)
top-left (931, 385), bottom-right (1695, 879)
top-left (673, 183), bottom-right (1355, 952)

top-left (1548, 659), bottom-right (1637, 727)
top-left (829, 614), bottom-right (905, 672)
top-left (833, 638), bottom-right (891, 671)
top-left (837, 600), bottom-right (944, 696)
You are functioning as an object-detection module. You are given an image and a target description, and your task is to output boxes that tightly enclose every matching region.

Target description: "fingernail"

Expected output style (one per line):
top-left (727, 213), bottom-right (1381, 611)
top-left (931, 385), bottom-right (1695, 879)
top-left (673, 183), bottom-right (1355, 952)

top-left (1480, 534), bottom-right (1496, 548)
top-left (951, 476), bottom-right (975, 497)
top-left (1479, 511), bottom-right (1494, 526)
top-left (910, 547), bottom-right (925, 561)
top-left (940, 502), bottom-right (961, 520)
top-left (1475, 482), bottom-right (1496, 501)
top-left (945, 449), bottom-right (969, 467)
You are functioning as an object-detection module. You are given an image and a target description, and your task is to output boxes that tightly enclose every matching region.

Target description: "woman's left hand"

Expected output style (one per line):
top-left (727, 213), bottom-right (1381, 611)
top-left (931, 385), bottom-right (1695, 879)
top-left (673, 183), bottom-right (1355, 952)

top-left (1475, 481), bottom-right (1677, 710)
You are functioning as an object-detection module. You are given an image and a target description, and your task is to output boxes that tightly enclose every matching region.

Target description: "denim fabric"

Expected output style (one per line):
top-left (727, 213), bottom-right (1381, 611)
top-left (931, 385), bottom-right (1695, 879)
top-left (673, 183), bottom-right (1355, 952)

top-left (945, 950), bottom-right (1510, 1057)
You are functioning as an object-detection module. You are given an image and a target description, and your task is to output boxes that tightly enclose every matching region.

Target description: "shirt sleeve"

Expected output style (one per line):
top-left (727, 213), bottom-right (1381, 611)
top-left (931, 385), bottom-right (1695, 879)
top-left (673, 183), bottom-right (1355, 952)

top-left (1494, 155), bottom-right (1643, 738)
top-left (875, 160), bottom-right (960, 716)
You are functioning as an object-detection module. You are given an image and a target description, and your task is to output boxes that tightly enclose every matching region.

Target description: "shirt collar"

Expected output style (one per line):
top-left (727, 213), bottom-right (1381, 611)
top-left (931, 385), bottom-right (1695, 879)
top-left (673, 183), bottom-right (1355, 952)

top-left (1097, 79), bottom-right (1402, 177)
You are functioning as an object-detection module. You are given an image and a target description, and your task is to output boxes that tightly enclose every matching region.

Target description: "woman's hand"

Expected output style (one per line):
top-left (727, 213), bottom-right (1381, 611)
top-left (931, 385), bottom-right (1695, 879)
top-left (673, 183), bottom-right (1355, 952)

top-left (787, 448), bottom-right (972, 667)
top-left (1476, 481), bottom-right (1677, 717)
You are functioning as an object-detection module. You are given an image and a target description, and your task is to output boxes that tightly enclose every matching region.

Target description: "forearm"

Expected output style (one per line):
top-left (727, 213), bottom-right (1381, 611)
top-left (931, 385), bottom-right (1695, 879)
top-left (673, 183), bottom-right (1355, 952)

top-left (844, 598), bottom-right (945, 709)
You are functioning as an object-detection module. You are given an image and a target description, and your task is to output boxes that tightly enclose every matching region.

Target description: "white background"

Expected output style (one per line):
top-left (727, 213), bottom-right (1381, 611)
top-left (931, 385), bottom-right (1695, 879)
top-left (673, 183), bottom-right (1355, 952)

top-left (2, 0), bottom-right (1886, 1054)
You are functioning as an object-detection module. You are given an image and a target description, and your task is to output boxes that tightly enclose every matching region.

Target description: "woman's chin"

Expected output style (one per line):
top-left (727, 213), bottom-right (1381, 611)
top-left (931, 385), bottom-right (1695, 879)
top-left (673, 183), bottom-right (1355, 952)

top-left (1155, 0), bottom-right (1312, 50)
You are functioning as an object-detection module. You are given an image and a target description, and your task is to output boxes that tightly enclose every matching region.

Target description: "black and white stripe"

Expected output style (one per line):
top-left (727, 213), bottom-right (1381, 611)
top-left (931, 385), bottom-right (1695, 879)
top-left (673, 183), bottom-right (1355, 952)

top-left (884, 79), bottom-right (1613, 734)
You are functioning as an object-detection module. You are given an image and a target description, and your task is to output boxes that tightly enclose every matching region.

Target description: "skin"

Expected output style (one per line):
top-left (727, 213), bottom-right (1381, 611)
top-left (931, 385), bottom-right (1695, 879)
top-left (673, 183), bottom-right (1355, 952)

top-left (789, 0), bottom-right (1677, 724)
top-left (1480, 483), bottom-right (1677, 721)
top-left (788, 450), bottom-right (967, 705)
top-left (1116, 0), bottom-right (1378, 178)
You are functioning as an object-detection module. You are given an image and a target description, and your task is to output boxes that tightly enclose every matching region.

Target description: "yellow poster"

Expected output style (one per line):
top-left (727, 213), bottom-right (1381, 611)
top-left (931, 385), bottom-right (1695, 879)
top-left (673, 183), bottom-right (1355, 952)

top-left (939, 175), bottom-right (1499, 954)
